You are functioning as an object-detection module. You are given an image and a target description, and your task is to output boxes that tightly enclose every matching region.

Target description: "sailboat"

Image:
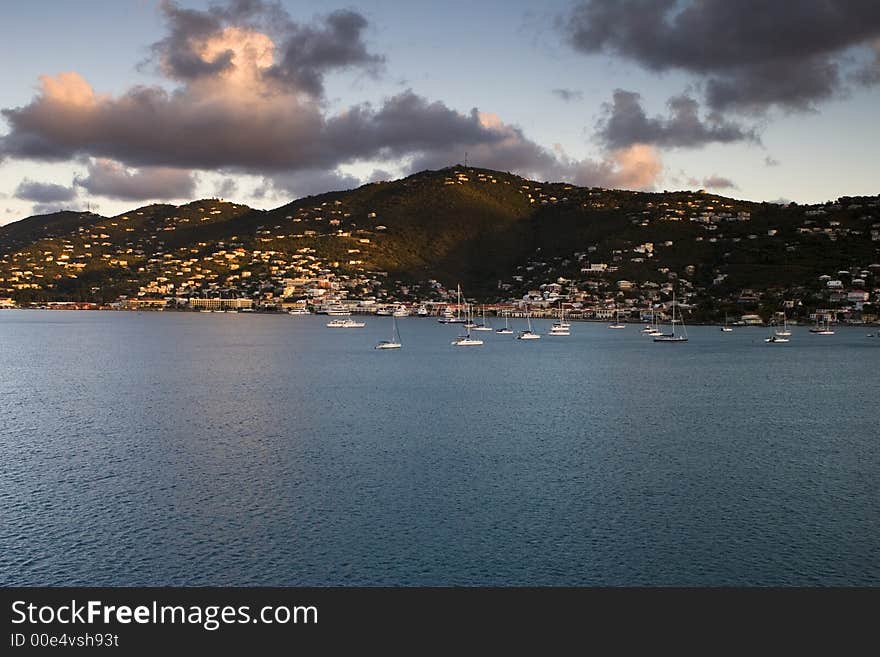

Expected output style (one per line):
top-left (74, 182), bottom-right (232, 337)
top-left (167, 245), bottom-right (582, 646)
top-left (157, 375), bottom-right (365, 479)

top-left (549, 304), bottom-right (570, 335)
top-left (473, 305), bottom-right (493, 331)
top-left (765, 321), bottom-right (789, 343)
top-left (463, 303), bottom-right (478, 328)
top-left (517, 313), bottom-right (541, 340)
top-left (774, 314), bottom-right (791, 337)
top-left (452, 305), bottom-right (484, 346)
top-left (809, 316), bottom-right (835, 335)
top-left (375, 316), bottom-right (402, 349)
top-left (721, 313), bottom-right (733, 332)
top-left (440, 284), bottom-right (466, 323)
top-left (642, 307), bottom-right (661, 334)
top-left (653, 291), bottom-right (688, 342)
top-left (496, 310), bottom-right (513, 334)
top-left (608, 308), bottom-right (626, 329)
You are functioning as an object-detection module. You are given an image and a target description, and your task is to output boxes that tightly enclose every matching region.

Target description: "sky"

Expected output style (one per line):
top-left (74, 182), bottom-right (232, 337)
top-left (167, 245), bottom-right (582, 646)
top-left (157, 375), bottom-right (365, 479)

top-left (1, 0), bottom-right (880, 223)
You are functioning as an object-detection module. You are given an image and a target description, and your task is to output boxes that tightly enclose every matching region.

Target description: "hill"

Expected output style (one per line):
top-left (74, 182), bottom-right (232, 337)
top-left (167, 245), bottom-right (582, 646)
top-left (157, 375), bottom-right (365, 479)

top-left (1, 166), bottom-right (878, 322)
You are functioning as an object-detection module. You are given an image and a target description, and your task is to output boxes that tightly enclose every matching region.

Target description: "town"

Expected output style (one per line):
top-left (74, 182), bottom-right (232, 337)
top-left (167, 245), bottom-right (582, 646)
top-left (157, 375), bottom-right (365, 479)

top-left (1, 167), bottom-right (878, 326)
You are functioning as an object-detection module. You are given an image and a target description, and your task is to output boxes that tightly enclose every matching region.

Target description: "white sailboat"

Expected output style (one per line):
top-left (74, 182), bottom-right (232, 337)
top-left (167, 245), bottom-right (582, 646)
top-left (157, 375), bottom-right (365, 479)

top-left (549, 304), bottom-right (570, 335)
top-left (496, 311), bottom-right (513, 334)
top-left (642, 307), bottom-right (661, 334)
top-left (608, 308), bottom-right (626, 329)
top-left (653, 291), bottom-right (688, 343)
top-left (517, 313), bottom-right (541, 340)
top-left (439, 284), bottom-right (466, 323)
top-left (775, 314), bottom-right (791, 337)
top-left (375, 316), bottom-right (402, 349)
top-left (452, 305), bottom-right (483, 346)
top-left (809, 316), bottom-right (835, 335)
top-left (721, 313), bottom-right (733, 332)
top-left (473, 305), bottom-right (493, 331)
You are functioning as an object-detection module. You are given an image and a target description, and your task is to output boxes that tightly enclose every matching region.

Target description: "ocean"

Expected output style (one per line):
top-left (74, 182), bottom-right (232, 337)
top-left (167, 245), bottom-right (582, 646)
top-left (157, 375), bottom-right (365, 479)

top-left (2, 310), bottom-right (878, 585)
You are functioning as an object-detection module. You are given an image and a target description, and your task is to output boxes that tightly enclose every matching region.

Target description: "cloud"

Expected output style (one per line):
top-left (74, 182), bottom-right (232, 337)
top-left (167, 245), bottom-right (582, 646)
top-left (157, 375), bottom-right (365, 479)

top-left (701, 175), bottom-right (737, 190)
top-left (564, 0), bottom-right (880, 113)
top-left (261, 168), bottom-right (360, 199)
top-left (75, 158), bottom-right (197, 200)
top-left (365, 168), bottom-right (393, 183)
top-left (572, 144), bottom-right (663, 189)
top-left (408, 115), bottom-right (664, 191)
top-left (596, 89), bottom-right (758, 149)
top-left (0, 68), bottom-right (517, 174)
top-left (151, 1), bottom-right (383, 97)
top-left (764, 156), bottom-right (780, 167)
top-left (552, 88), bottom-right (583, 102)
top-left (853, 38), bottom-right (880, 85)
top-left (0, 0), bottom-right (665, 200)
top-left (214, 177), bottom-right (238, 198)
top-left (14, 178), bottom-right (77, 202)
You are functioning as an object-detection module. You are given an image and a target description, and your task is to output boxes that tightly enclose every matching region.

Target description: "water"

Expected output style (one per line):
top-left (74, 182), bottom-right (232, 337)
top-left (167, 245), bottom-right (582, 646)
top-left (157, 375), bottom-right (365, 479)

top-left (1, 310), bottom-right (878, 586)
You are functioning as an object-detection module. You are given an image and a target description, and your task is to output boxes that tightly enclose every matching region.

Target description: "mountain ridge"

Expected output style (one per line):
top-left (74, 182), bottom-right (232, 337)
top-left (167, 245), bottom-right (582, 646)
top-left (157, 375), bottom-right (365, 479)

top-left (1, 166), bottom-right (878, 322)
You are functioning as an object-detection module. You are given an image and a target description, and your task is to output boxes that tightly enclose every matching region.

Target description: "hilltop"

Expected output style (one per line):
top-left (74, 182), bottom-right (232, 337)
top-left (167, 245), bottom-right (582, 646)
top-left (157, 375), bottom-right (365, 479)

top-left (1, 166), bottom-right (878, 323)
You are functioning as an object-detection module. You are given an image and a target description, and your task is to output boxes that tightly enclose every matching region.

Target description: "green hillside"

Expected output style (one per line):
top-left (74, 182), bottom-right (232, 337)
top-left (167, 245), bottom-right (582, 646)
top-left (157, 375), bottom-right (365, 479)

top-left (1, 166), bottom-right (878, 321)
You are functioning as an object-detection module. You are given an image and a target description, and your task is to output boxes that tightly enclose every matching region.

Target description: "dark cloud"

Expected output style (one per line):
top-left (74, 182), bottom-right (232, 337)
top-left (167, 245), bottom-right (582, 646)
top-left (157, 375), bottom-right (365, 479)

top-left (152, 0), bottom-right (382, 97)
top-left (0, 80), bottom-right (514, 175)
top-left (702, 175), bottom-right (737, 190)
top-left (266, 10), bottom-right (385, 96)
top-left (0, 0), bottom-right (667, 200)
top-left (552, 88), bottom-right (583, 102)
top-left (764, 156), bottom-right (780, 167)
top-left (365, 168), bottom-right (393, 183)
top-left (14, 179), bottom-right (77, 203)
top-left (262, 168), bottom-right (359, 199)
top-left (564, 0), bottom-right (880, 112)
top-left (214, 177), bottom-right (239, 198)
top-left (596, 89), bottom-right (758, 149)
top-left (75, 159), bottom-right (197, 200)
top-left (30, 201), bottom-right (88, 215)
top-left (853, 41), bottom-right (880, 85)
top-left (408, 125), bottom-right (663, 191)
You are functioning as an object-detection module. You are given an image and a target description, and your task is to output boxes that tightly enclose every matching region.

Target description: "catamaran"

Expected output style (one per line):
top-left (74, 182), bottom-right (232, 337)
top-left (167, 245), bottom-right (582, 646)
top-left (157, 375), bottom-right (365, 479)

top-left (517, 313), bottom-right (541, 340)
top-left (653, 292), bottom-right (688, 343)
top-left (375, 316), bottom-right (402, 349)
